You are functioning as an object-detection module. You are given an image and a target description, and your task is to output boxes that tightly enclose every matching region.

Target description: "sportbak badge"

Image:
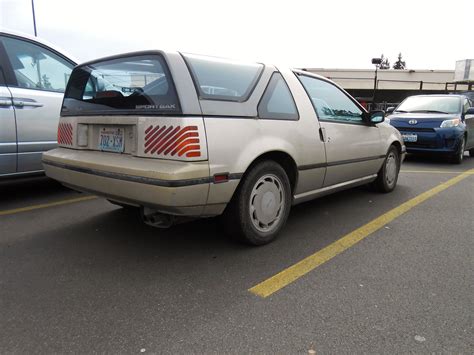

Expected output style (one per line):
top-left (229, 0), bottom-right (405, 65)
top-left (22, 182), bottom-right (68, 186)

top-left (409, 119), bottom-right (418, 125)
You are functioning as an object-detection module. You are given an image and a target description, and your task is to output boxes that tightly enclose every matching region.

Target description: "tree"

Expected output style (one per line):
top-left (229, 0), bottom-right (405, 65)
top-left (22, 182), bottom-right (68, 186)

top-left (379, 54), bottom-right (390, 69)
top-left (393, 53), bottom-right (406, 70)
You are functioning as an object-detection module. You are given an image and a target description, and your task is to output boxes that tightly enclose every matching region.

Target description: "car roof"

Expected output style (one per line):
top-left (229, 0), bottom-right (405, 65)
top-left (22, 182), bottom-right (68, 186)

top-left (0, 28), bottom-right (78, 64)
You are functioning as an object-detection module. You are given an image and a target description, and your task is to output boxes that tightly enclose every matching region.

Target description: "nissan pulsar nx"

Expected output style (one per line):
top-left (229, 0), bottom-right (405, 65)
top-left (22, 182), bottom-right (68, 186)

top-left (43, 51), bottom-right (405, 245)
top-left (387, 95), bottom-right (474, 164)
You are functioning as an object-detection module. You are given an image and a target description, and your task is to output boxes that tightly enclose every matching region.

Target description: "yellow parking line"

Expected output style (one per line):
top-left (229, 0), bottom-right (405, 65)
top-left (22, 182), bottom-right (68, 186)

top-left (401, 170), bottom-right (474, 174)
top-left (0, 195), bottom-right (97, 217)
top-left (249, 169), bottom-right (474, 298)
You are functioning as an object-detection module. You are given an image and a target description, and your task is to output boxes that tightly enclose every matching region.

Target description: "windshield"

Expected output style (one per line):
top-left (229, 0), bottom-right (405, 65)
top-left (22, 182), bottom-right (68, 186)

top-left (62, 54), bottom-right (180, 116)
top-left (396, 96), bottom-right (461, 115)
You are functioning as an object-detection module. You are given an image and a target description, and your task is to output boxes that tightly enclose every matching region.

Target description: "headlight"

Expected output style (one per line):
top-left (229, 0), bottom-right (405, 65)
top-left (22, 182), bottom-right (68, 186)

top-left (440, 118), bottom-right (461, 128)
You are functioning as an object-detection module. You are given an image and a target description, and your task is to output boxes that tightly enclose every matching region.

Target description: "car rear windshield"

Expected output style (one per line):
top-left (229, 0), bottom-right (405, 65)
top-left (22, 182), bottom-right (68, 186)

top-left (396, 96), bottom-right (461, 114)
top-left (62, 54), bottom-right (181, 116)
top-left (183, 53), bottom-right (263, 102)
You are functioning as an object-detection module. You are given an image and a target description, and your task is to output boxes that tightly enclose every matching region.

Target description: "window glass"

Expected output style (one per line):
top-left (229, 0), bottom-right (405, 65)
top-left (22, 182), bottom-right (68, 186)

top-left (396, 96), bottom-right (461, 114)
top-left (62, 54), bottom-right (181, 116)
top-left (2, 36), bottom-right (73, 92)
top-left (183, 53), bottom-right (263, 101)
top-left (258, 73), bottom-right (298, 120)
top-left (298, 75), bottom-right (363, 122)
top-left (463, 99), bottom-right (470, 113)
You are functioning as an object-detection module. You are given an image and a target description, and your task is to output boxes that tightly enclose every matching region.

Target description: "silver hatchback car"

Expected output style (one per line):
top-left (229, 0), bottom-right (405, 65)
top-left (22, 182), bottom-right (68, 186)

top-left (0, 30), bottom-right (76, 178)
top-left (43, 51), bottom-right (405, 245)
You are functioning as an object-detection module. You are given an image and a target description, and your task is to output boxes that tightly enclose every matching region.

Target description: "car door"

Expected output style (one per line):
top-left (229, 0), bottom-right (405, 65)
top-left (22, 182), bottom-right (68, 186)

top-left (462, 98), bottom-right (474, 149)
top-left (297, 74), bottom-right (385, 187)
top-left (0, 71), bottom-right (16, 175)
top-left (0, 35), bottom-right (74, 173)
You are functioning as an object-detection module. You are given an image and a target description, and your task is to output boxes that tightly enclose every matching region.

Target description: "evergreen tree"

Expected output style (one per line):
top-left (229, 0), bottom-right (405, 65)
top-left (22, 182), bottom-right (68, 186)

top-left (379, 54), bottom-right (390, 69)
top-left (393, 53), bottom-right (406, 70)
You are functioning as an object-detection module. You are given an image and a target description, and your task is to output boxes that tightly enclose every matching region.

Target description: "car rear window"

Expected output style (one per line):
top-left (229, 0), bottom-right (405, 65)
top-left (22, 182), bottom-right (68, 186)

top-left (62, 54), bottom-right (181, 116)
top-left (183, 53), bottom-right (263, 102)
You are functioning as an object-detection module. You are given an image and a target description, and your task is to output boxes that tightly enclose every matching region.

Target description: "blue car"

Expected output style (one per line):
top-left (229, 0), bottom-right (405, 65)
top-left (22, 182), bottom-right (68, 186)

top-left (386, 94), bottom-right (474, 164)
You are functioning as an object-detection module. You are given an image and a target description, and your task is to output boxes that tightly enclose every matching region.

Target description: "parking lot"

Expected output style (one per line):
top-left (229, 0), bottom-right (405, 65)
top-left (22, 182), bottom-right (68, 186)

top-left (1, 155), bottom-right (473, 353)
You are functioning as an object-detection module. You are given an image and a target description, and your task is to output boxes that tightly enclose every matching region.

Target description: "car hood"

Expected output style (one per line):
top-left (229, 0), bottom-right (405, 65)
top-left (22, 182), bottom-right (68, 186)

top-left (387, 113), bottom-right (459, 128)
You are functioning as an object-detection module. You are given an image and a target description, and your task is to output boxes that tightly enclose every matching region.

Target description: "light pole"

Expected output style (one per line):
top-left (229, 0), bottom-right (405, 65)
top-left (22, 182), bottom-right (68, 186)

top-left (371, 57), bottom-right (382, 110)
top-left (31, 0), bottom-right (37, 37)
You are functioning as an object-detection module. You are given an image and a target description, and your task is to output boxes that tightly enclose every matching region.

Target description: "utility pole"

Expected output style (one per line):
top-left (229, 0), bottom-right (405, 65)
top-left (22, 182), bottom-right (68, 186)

top-left (31, 0), bottom-right (37, 37)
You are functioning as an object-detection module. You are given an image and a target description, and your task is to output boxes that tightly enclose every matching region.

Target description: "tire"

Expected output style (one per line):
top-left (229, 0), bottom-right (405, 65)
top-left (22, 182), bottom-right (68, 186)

top-left (372, 145), bottom-right (400, 193)
top-left (451, 136), bottom-right (465, 164)
top-left (469, 148), bottom-right (474, 157)
top-left (222, 160), bottom-right (292, 246)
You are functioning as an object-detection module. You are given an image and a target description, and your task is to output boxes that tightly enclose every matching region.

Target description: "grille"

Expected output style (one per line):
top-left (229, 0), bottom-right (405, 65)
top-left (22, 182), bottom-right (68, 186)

top-left (396, 127), bottom-right (435, 132)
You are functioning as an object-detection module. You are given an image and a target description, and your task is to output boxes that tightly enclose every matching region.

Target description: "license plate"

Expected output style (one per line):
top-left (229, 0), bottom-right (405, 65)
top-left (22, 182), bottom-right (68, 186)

top-left (402, 134), bottom-right (417, 143)
top-left (98, 127), bottom-right (124, 153)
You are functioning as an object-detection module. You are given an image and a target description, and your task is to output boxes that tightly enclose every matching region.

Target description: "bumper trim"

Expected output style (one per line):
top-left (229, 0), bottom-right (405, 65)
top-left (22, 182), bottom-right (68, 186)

top-left (43, 159), bottom-right (212, 187)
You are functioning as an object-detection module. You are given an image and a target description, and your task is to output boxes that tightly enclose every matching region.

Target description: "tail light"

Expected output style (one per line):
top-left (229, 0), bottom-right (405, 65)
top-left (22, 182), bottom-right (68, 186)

top-left (57, 122), bottom-right (73, 146)
top-left (139, 119), bottom-right (207, 161)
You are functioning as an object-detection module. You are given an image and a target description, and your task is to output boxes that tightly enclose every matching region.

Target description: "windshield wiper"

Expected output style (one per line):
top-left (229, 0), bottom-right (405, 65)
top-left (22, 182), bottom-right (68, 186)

top-left (409, 110), bottom-right (449, 114)
top-left (394, 110), bottom-right (408, 113)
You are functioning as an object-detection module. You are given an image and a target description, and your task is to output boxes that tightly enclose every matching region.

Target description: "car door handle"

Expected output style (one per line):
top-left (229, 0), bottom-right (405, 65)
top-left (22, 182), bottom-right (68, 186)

top-left (0, 97), bottom-right (12, 106)
top-left (319, 127), bottom-right (327, 142)
top-left (12, 98), bottom-right (44, 108)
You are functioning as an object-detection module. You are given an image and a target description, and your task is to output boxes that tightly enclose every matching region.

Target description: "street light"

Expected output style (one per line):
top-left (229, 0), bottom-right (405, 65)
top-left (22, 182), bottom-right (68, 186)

top-left (371, 57), bottom-right (382, 110)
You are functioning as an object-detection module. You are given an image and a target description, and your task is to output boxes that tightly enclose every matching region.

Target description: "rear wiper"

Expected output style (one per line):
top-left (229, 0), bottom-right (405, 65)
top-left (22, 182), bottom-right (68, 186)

top-left (409, 110), bottom-right (449, 114)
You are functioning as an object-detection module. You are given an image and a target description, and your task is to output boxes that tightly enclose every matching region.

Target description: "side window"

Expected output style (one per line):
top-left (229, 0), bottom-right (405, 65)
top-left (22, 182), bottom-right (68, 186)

top-left (463, 99), bottom-right (470, 113)
top-left (298, 75), bottom-right (363, 123)
top-left (183, 53), bottom-right (263, 102)
top-left (258, 73), bottom-right (298, 120)
top-left (1, 36), bottom-right (73, 92)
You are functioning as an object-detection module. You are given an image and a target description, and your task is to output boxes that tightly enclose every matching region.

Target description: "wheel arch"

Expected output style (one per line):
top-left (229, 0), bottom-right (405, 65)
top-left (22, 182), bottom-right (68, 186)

top-left (240, 150), bottom-right (298, 194)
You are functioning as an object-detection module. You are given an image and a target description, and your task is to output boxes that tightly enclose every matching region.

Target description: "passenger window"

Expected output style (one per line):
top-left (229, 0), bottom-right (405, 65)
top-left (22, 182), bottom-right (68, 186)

top-left (463, 99), bottom-right (470, 113)
top-left (183, 53), bottom-right (263, 101)
top-left (258, 73), bottom-right (298, 120)
top-left (298, 75), bottom-right (363, 123)
top-left (2, 36), bottom-right (73, 92)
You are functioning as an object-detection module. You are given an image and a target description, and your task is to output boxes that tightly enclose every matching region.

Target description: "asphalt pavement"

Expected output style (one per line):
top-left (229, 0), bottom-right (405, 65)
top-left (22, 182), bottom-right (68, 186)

top-left (1, 154), bottom-right (473, 353)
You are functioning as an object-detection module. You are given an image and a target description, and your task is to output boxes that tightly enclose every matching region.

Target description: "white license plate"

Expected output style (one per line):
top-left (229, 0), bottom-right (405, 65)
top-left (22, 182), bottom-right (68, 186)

top-left (402, 134), bottom-right (417, 143)
top-left (98, 127), bottom-right (124, 153)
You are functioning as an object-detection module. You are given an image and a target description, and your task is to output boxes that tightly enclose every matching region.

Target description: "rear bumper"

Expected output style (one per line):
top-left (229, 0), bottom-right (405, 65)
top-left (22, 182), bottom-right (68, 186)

top-left (42, 148), bottom-right (226, 217)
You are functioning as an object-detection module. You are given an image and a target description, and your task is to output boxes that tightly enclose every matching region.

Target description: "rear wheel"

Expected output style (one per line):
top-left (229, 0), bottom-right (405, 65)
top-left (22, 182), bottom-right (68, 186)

top-left (372, 145), bottom-right (400, 193)
top-left (451, 136), bottom-right (465, 164)
top-left (470, 148), bottom-right (474, 157)
top-left (222, 161), bottom-right (292, 246)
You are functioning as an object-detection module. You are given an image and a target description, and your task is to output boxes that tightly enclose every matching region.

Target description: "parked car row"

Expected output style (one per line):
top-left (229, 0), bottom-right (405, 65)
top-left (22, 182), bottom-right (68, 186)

top-left (1, 30), bottom-right (472, 245)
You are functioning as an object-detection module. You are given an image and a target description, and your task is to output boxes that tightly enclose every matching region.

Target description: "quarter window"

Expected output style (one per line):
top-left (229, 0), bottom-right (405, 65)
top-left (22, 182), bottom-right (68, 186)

top-left (183, 53), bottom-right (263, 101)
top-left (258, 73), bottom-right (298, 120)
top-left (2, 36), bottom-right (73, 92)
top-left (298, 75), bottom-right (363, 123)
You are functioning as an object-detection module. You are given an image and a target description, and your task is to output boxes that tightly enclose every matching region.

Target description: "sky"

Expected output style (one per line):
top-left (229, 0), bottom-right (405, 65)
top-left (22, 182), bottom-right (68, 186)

top-left (0, 0), bottom-right (472, 70)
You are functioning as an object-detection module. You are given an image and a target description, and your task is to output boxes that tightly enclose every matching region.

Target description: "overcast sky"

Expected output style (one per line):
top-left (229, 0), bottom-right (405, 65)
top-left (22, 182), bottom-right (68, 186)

top-left (1, 0), bottom-right (472, 69)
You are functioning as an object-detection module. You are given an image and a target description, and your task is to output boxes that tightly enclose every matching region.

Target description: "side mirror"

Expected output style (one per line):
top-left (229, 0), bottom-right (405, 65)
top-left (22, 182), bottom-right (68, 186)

top-left (369, 110), bottom-right (385, 124)
top-left (465, 107), bottom-right (474, 119)
top-left (386, 107), bottom-right (395, 114)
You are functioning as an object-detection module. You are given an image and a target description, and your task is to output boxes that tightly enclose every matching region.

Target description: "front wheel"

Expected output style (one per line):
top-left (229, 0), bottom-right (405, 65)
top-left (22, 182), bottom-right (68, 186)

top-left (222, 161), bottom-right (292, 246)
top-left (451, 136), bottom-right (465, 164)
top-left (372, 145), bottom-right (400, 193)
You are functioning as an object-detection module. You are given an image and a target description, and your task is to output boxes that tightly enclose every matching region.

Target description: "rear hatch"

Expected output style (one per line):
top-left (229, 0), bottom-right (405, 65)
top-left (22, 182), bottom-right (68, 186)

top-left (59, 53), bottom-right (207, 161)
